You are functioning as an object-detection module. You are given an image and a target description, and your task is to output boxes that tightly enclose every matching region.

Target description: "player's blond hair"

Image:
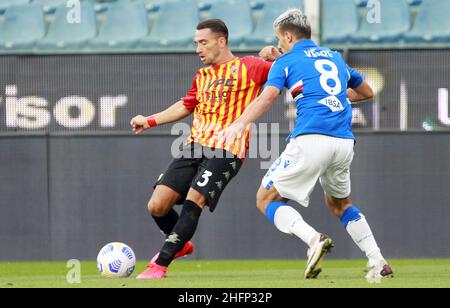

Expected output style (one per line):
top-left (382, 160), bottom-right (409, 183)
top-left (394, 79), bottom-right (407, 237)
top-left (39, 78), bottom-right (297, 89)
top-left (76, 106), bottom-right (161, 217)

top-left (273, 8), bottom-right (311, 39)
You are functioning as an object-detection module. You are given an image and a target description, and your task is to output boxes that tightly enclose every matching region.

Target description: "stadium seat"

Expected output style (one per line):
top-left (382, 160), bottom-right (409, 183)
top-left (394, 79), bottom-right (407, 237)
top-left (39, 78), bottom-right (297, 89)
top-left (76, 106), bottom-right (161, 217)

top-left (407, 0), bottom-right (422, 5)
top-left (354, 0), bottom-right (368, 7)
top-left (0, 0), bottom-right (30, 14)
top-left (354, 0), bottom-right (421, 7)
top-left (355, 0), bottom-right (421, 7)
top-left (404, 0), bottom-right (450, 43)
top-left (248, 0), bottom-right (265, 10)
top-left (351, 0), bottom-right (411, 43)
top-left (0, 3), bottom-right (45, 49)
top-left (245, 0), bottom-right (304, 47)
top-left (89, 2), bottom-right (148, 49)
top-left (131, 0), bottom-right (162, 12)
top-left (321, 0), bottom-right (359, 44)
top-left (81, 0), bottom-right (125, 13)
top-left (207, 0), bottom-right (253, 47)
top-left (37, 2), bottom-right (96, 50)
top-left (32, 0), bottom-right (67, 14)
top-left (141, 0), bottom-right (199, 48)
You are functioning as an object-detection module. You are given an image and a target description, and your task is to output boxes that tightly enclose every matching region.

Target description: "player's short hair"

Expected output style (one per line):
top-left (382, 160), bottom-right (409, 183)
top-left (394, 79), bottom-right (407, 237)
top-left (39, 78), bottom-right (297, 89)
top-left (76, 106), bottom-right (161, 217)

top-left (273, 8), bottom-right (311, 39)
top-left (197, 19), bottom-right (229, 44)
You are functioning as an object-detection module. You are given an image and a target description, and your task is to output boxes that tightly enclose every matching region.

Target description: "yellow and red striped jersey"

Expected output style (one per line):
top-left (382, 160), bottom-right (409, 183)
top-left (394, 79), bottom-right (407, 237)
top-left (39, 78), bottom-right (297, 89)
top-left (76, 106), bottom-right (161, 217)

top-left (182, 56), bottom-right (272, 158)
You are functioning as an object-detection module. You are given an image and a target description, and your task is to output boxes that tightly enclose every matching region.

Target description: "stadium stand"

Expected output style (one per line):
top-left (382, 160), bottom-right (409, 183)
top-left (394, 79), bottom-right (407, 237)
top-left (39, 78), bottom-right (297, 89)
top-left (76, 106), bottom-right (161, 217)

top-left (207, 0), bottom-right (253, 47)
top-left (0, 0), bottom-right (448, 52)
top-left (351, 0), bottom-right (411, 43)
top-left (245, 0), bottom-right (304, 47)
top-left (141, 0), bottom-right (199, 48)
top-left (89, 1), bottom-right (148, 49)
top-left (37, 1), bottom-right (96, 49)
top-left (0, 0), bottom-right (30, 14)
top-left (33, 0), bottom-right (67, 14)
top-left (354, 0), bottom-right (368, 7)
top-left (353, 0), bottom-right (422, 8)
top-left (407, 0), bottom-right (423, 5)
top-left (0, 3), bottom-right (45, 49)
top-left (404, 0), bottom-right (450, 43)
top-left (131, 0), bottom-right (163, 12)
top-left (321, 0), bottom-right (358, 44)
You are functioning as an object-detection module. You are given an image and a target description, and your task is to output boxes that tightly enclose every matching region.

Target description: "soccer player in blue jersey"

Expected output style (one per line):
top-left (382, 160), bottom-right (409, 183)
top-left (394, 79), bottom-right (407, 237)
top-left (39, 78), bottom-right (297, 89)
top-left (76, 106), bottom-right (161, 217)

top-left (223, 9), bottom-right (393, 282)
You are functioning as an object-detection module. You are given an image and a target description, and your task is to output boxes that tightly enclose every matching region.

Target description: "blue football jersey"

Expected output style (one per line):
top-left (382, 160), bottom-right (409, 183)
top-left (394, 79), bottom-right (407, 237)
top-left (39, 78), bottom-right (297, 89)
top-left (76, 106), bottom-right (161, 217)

top-left (265, 40), bottom-right (363, 140)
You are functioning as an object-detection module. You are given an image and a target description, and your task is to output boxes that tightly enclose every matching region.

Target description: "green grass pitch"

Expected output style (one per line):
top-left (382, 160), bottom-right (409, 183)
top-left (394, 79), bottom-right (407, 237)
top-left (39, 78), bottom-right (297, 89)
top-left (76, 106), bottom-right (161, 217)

top-left (1, 259), bottom-right (450, 288)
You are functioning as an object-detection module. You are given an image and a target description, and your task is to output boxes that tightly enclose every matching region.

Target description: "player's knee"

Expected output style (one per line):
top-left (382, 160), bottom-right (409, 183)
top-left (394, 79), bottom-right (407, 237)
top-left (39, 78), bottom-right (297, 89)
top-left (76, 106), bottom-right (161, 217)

top-left (324, 195), bottom-right (333, 208)
top-left (325, 195), bottom-right (352, 217)
top-left (186, 189), bottom-right (206, 208)
top-left (147, 198), bottom-right (171, 217)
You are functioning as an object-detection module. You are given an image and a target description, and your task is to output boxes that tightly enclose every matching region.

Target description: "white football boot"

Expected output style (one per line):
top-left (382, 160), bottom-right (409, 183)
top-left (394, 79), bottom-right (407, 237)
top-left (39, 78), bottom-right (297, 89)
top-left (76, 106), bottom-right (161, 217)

top-left (366, 260), bottom-right (394, 283)
top-left (304, 234), bottom-right (334, 279)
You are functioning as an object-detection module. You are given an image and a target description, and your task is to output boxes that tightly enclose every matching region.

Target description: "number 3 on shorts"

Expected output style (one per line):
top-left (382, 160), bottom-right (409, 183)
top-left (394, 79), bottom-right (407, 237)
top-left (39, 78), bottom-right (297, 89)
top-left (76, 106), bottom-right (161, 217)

top-left (197, 170), bottom-right (213, 187)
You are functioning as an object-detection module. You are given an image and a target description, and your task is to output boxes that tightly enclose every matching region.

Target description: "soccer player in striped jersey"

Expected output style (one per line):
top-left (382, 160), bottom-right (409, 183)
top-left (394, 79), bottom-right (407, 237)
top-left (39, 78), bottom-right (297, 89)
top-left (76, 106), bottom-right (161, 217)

top-left (130, 19), bottom-right (272, 279)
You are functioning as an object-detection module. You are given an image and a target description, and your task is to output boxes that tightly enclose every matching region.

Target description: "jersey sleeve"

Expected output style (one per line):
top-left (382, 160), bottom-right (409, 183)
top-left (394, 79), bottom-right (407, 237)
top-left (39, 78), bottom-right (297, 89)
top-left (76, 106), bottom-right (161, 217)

top-left (347, 66), bottom-right (364, 89)
top-left (241, 56), bottom-right (273, 85)
top-left (181, 72), bottom-right (201, 112)
top-left (264, 58), bottom-right (287, 92)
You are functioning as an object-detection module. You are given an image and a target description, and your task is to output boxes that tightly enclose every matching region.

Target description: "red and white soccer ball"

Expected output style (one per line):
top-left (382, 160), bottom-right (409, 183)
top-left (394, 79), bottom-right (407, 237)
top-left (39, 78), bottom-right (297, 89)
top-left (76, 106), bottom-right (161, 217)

top-left (97, 242), bottom-right (136, 278)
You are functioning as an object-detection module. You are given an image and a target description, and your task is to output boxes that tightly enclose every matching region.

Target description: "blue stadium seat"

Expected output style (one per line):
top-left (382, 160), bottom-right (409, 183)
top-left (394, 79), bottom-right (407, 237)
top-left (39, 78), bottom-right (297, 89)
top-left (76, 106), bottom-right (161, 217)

top-left (132, 0), bottom-right (162, 12)
top-left (197, 0), bottom-right (232, 11)
top-left (207, 0), bottom-right (253, 47)
top-left (321, 0), bottom-right (359, 44)
top-left (354, 0), bottom-right (368, 7)
top-left (351, 0), bottom-right (411, 43)
top-left (0, 3), bottom-right (45, 49)
top-left (81, 0), bottom-right (125, 13)
top-left (245, 0), bottom-right (304, 47)
top-left (141, 0), bottom-right (199, 48)
top-left (37, 2), bottom-right (96, 50)
top-left (355, 0), bottom-right (421, 7)
top-left (404, 0), bottom-right (450, 43)
top-left (89, 2), bottom-right (148, 49)
top-left (248, 0), bottom-right (265, 10)
top-left (0, 0), bottom-right (30, 14)
top-left (32, 0), bottom-right (67, 14)
top-left (407, 0), bottom-right (422, 5)
top-left (198, 1), bottom-right (211, 11)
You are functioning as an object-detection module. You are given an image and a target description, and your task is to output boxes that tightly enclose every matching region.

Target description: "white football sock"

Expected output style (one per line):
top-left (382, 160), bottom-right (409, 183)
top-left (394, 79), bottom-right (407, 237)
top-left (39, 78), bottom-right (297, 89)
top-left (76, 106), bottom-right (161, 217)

top-left (346, 215), bottom-right (385, 267)
top-left (274, 206), bottom-right (319, 247)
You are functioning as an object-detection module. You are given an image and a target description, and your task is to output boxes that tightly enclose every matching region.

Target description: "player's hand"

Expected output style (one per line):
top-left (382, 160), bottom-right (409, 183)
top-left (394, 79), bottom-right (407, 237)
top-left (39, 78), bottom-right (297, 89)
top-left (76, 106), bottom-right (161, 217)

top-left (259, 46), bottom-right (282, 62)
top-left (130, 115), bottom-right (150, 135)
top-left (220, 122), bottom-right (246, 147)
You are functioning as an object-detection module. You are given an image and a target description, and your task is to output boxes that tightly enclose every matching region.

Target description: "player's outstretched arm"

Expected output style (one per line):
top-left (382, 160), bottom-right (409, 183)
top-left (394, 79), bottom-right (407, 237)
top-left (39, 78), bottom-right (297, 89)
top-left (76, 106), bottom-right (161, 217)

top-left (221, 86), bottom-right (280, 144)
top-left (130, 100), bottom-right (192, 135)
top-left (347, 81), bottom-right (374, 104)
top-left (236, 86), bottom-right (280, 125)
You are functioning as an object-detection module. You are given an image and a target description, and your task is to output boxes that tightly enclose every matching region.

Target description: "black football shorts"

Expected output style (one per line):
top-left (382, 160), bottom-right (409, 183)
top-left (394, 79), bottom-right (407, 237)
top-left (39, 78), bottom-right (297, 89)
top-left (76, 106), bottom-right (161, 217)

top-left (154, 143), bottom-right (242, 212)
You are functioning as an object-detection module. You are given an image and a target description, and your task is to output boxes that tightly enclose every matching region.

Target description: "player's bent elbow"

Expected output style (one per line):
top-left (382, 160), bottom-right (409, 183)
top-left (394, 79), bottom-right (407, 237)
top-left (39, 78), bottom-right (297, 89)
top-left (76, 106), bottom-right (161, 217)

top-left (256, 194), bottom-right (267, 214)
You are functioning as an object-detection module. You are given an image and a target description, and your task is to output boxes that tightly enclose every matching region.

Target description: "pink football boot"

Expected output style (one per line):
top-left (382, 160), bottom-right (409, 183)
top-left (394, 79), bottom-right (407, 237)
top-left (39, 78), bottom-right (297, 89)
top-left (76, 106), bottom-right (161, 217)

top-left (150, 241), bottom-right (195, 264)
top-left (136, 263), bottom-right (168, 280)
top-left (136, 242), bottom-right (195, 279)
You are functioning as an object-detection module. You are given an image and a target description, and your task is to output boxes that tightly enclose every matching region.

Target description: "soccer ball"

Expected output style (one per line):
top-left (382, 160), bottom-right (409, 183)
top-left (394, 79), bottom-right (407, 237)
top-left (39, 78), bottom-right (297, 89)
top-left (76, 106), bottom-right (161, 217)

top-left (97, 242), bottom-right (136, 278)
